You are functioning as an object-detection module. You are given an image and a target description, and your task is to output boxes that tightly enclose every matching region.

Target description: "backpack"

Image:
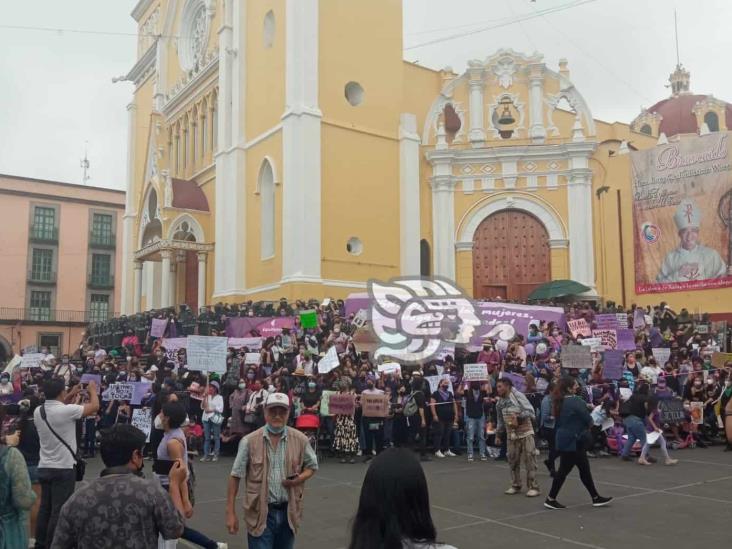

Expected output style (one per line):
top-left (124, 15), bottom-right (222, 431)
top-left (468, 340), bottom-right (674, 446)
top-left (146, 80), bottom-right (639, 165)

top-left (403, 391), bottom-right (422, 417)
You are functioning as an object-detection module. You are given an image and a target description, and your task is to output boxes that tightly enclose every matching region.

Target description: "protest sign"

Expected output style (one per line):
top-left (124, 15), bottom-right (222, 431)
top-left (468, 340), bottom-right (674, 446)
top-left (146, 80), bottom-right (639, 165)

top-left (658, 399), bottom-right (686, 424)
top-left (329, 393), bottom-right (356, 416)
top-left (592, 329), bottom-right (618, 350)
top-left (425, 374), bottom-right (453, 395)
top-left (20, 353), bottom-right (45, 369)
top-left (352, 309), bottom-right (368, 329)
top-left (695, 324), bottom-right (709, 334)
top-left (616, 329), bottom-right (636, 351)
top-left (561, 344), bottom-right (593, 369)
top-left (615, 313), bottom-right (629, 329)
top-left (500, 372), bottom-right (527, 393)
top-left (150, 318), bottom-right (168, 338)
top-left (567, 319), bottom-right (591, 338)
top-left (22, 345), bottom-right (38, 354)
top-left (320, 390), bottom-right (336, 416)
top-left (596, 314), bottom-right (619, 330)
top-left (711, 352), bottom-right (732, 368)
top-left (603, 350), bottom-right (625, 380)
top-left (131, 408), bottom-right (152, 442)
top-left (131, 383), bottom-right (152, 406)
top-left (361, 393), bottom-right (389, 418)
top-left (463, 363), bottom-right (489, 382)
top-left (299, 310), bottom-right (318, 329)
top-left (690, 401), bottom-right (704, 425)
top-left (161, 338), bottom-right (187, 366)
top-left (651, 348), bottom-right (671, 366)
top-left (580, 337), bottom-right (602, 352)
top-left (243, 353), bottom-right (261, 365)
top-left (377, 362), bottom-right (401, 376)
top-left (107, 382), bottom-right (135, 401)
top-left (317, 346), bottom-right (340, 374)
top-left (186, 336), bottom-right (228, 373)
top-left (633, 309), bottom-right (646, 329)
top-left (228, 337), bottom-right (263, 351)
top-left (80, 374), bottom-right (102, 386)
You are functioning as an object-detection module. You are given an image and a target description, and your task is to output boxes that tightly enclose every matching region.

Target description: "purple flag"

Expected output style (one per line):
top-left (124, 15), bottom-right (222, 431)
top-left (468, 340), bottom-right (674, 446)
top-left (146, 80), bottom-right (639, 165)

top-left (603, 350), bottom-right (625, 380)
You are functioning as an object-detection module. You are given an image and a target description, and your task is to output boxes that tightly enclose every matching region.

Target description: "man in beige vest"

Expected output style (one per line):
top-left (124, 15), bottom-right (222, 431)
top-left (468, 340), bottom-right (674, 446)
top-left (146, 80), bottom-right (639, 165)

top-left (226, 392), bottom-right (318, 549)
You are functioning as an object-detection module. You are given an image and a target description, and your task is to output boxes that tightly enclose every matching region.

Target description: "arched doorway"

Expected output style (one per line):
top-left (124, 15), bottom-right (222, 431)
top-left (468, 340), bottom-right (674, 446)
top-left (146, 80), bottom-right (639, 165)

top-left (472, 209), bottom-right (550, 301)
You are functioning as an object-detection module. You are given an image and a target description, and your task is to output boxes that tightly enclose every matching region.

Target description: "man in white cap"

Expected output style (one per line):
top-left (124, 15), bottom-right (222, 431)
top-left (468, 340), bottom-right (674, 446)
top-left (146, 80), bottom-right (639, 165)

top-left (226, 392), bottom-right (318, 549)
top-left (656, 199), bottom-right (727, 282)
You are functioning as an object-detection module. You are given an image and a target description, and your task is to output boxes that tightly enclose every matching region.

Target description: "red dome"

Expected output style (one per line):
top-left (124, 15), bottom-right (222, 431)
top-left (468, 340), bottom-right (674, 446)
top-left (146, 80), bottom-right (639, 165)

top-left (647, 94), bottom-right (732, 137)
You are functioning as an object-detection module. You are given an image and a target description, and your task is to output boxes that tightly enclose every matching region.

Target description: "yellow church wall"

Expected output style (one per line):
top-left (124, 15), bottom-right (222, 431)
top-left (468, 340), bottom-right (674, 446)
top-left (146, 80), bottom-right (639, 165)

top-left (455, 251), bottom-right (473, 295)
top-left (132, 78), bottom-right (156, 214)
top-left (245, 0), bottom-right (285, 139)
top-left (318, 0), bottom-right (404, 136)
top-left (320, 124), bottom-right (401, 283)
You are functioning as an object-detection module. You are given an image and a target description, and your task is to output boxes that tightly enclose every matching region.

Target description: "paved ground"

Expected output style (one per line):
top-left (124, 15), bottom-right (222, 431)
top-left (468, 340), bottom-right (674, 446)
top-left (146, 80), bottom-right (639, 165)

top-left (88, 447), bottom-right (732, 548)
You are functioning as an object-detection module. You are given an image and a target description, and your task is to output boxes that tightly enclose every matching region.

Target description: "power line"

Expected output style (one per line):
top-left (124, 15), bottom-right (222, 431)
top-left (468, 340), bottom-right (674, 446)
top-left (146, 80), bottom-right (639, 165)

top-left (0, 23), bottom-right (175, 40)
top-left (404, 0), bottom-right (599, 51)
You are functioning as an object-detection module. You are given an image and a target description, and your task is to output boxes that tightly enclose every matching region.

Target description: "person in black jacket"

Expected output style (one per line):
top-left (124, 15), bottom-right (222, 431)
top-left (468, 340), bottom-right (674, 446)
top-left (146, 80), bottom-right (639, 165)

top-left (464, 382), bottom-right (489, 461)
top-left (544, 377), bottom-right (613, 510)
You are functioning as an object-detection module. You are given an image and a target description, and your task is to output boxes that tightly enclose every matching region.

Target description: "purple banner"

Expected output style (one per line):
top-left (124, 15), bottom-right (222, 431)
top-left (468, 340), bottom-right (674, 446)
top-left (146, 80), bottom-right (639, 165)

top-left (225, 317), bottom-right (265, 338)
top-left (603, 350), bottom-right (625, 380)
top-left (257, 317), bottom-right (295, 337)
top-left (344, 293), bottom-right (370, 317)
top-left (470, 302), bottom-right (566, 348)
top-left (616, 329), bottom-right (636, 351)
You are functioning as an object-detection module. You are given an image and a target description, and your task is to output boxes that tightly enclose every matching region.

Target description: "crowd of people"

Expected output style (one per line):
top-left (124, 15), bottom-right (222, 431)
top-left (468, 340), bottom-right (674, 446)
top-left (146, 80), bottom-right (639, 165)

top-left (1, 295), bottom-right (731, 548)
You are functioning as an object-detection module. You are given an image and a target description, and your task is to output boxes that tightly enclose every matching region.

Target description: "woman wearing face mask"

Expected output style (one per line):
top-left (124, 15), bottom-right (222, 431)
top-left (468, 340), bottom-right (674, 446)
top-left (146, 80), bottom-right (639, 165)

top-left (430, 380), bottom-right (458, 459)
top-left (0, 373), bottom-right (13, 396)
top-left (229, 379), bottom-right (251, 437)
top-left (200, 381), bottom-right (225, 462)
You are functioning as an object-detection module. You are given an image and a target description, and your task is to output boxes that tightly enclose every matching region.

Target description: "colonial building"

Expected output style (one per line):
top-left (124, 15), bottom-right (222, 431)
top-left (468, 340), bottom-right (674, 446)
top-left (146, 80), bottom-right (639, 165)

top-left (0, 175), bottom-right (124, 360)
top-left (120, 0), bottom-right (731, 316)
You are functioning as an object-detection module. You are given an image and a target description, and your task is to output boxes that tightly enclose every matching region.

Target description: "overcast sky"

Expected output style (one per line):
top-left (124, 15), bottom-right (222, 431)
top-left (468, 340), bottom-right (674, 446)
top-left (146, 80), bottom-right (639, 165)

top-left (0, 0), bottom-right (729, 191)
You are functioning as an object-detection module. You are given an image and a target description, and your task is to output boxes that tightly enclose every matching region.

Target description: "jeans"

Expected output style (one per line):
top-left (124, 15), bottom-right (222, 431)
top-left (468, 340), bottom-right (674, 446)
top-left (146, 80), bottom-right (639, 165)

top-left (641, 431), bottom-right (670, 460)
top-left (83, 417), bottom-right (96, 456)
top-left (361, 417), bottom-right (384, 455)
top-left (247, 507), bottom-right (295, 549)
top-left (548, 449), bottom-right (599, 500)
top-left (35, 468), bottom-right (76, 549)
top-left (203, 419), bottom-right (222, 457)
top-left (621, 416), bottom-right (647, 458)
top-left (182, 525), bottom-right (218, 549)
top-left (466, 417), bottom-right (487, 457)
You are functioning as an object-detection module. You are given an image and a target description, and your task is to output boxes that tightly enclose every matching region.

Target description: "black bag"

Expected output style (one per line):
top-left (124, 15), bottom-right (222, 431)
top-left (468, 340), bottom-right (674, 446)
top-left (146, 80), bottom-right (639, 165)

top-left (39, 405), bottom-right (86, 482)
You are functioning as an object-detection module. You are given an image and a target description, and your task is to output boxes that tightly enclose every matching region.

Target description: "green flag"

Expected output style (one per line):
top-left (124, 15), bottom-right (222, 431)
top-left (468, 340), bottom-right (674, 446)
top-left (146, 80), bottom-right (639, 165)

top-left (300, 309), bottom-right (318, 329)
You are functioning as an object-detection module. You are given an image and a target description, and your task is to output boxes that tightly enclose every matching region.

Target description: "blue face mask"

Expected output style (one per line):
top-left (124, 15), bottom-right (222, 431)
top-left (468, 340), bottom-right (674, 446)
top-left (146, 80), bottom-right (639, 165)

top-left (265, 424), bottom-right (285, 435)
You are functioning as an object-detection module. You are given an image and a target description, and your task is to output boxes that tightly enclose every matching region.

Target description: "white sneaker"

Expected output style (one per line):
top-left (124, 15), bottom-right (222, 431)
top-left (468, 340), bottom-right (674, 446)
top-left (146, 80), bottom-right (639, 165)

top-left (435, 450), bottom-right (445, 458)
top-left (526, 489), bottom-right (541, 497)
top-left (467, 455), bottom-right (474, 462)
top-left (217, 544), bottom-right (228, 549)
top-left (504, 486), bottom-right (520, 495)
top-left (445, 450), bottom-right (457, 457)
top-left (356, 450), bottom-right (362, 456)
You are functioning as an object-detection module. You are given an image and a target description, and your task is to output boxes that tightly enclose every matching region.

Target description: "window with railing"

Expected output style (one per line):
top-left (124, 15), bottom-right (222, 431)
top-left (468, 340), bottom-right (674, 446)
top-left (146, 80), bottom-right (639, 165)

top-left (38, 334), bottom-right (61, 356)
top-left (29, 290), bottom-right (52, 321)
top-left (91, 213), bottom-right (114, 246)
top-left (90, 254), bottom-right (112, 286)
top-left (31, 206), bottom-right (57, 241)
top-left (89, 294), bottom-right (110, 322)
top-left (30, 248), bottom-right (54, 282)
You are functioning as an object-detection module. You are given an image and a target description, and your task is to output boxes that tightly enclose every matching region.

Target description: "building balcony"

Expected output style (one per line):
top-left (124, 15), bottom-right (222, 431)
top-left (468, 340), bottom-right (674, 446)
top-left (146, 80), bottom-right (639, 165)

top-left (0, 307), bottom-right (117, 324)
top-left (27, 270), bottom-right (57, 285)
top-left (89, 232), bottom-right (116, 248)
top-left (29, 225), bottom-right (59, 243)
top-left (87, 273), bottom-right (114, 289)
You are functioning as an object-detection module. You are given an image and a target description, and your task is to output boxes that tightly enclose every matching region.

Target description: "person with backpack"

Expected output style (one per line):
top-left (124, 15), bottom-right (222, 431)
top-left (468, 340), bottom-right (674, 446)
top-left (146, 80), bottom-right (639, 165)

top-left (464, 381), bottom-right (489, 462)
top-left (406, 372), bottom-right (431, 462)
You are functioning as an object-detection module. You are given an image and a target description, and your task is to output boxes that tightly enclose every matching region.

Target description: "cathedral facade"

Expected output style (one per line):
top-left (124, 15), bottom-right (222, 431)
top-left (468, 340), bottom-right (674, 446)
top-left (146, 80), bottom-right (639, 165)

top-left (120, 0), bottom-right (731, 316)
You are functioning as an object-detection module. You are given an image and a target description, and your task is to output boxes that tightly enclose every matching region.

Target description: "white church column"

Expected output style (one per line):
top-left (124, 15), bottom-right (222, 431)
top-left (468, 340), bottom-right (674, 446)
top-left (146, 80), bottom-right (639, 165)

top-left (430, 153), bottom-right (456, 280)
top-left (160, 250), bottom-right (172, 308)
top-left (281, 0), bottom-right (322, 284)
top-left (169, 259), bottom-right (177, 306)
top-left (467, 61), bottom-right (486, 145)
top-left (197, 252), bottom-right (207, 310)
top-left (214, 0), bottom-right (247, 297)
top-left (528, 63), bottom-right (547, 143)
top-left (133, 261), bottom-right (143, 313)
top-left (120, 102), bottom-right (137, 315)
top-left (399, 113), bottom-right (421, 276)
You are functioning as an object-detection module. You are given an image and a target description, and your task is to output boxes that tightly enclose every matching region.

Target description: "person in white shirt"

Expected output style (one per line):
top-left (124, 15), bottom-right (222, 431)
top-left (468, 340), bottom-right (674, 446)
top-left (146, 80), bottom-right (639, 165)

top-left (640, 360), bottom-right (663, 386)
top-left (34, 377), bottom-right (99, 549)
top-left (200, 380), bottom-right (225, 462)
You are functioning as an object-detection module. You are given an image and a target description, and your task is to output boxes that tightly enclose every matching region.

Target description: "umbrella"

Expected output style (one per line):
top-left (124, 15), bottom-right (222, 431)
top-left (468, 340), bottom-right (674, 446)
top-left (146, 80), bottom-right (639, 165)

top-left (527, 279), bottom-right (591, 301)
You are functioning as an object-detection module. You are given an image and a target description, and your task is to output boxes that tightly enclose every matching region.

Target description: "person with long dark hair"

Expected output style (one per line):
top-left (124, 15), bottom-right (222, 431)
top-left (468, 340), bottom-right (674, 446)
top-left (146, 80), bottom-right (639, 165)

top-left (348, 447), bottom-right (457, 549)
top-left (544, 377), bottom-right (613, 510)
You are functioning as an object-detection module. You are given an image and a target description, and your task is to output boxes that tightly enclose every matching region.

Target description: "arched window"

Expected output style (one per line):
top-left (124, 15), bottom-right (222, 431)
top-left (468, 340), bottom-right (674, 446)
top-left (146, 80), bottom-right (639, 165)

top-left (420, 239), bottom-right (431, 277)
top-left (259, 160), bottom-right (275, 259)
top-left (640, 124), bottom-right (652, 136)
top-left (704, 111), bottom-right (719, 132)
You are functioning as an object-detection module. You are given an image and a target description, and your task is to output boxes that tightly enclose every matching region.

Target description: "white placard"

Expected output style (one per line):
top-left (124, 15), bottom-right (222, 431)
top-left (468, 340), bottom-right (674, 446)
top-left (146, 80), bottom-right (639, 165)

top-left (651, 348), bottom-right (671, 366)
top-left (463, 363), bottom-right (489, 382)
top-left (377, 363), bottom-right (401, 375)
top-left (322, 298), bottom-right (331, 307)
top-left (580, 337), bottom-right (602, 352)
top-left (352, 309), bottom-right (368, 329)
top-left (107, 382), bottom-right (135, 401)
top-left (243, 353), bottom-right (261, 365)
top-left (317, 346), bottom-right (340, 374)
top-left (131, 408), bottom-right (152, 442)
top-left (20, 353), bottom-right (45, 368)
top-left (186, 336), bottom-right (228, 373)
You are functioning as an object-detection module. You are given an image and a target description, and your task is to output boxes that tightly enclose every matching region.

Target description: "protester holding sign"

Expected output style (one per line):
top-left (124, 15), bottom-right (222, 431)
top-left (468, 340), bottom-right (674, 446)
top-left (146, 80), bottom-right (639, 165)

top-left (332, 381), bottom-right (359, 463)
top-left (430, 379), bottom-right (458, 459)
top-left (464, 382), bottom-right (489, 462)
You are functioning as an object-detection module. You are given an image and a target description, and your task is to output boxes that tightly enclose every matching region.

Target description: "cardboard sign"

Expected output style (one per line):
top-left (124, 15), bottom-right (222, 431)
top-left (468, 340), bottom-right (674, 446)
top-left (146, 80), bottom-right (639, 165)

top-left (243, 353), bottom-right (261, 365)
top-left (580, 337), bottom-right (602, 352)
top-left (567, 319), bottom-right (591, 338)
top-left (299, 310), bottom-right (318, 329)
top-left (596, 314), bottom-right (619, 330)
top-left (500, 372), bottom-right (527, 393)
top-left (187, 336), bottom-right (228, 373)
top-left (561, 344), bottom-right (593, 369)
top-left (711, 352), bottom-right (732, 369)
top-left (633, 309), bottom-right (646, 329)
top-left (659, 399), bottom-right (686, 424)
top-left (131, 408), bottom-right (152, 442)
top-left (615, 313), bottom-right (629, 329)
top-left (690, 401), bottom-right (704, 425)
top-left (616, 329), bottom-right (636, 351)
top-left (361, 393), bottom-right (389, 418)
top-left (463, 363), bottom-right (489, 382)
top-left (377, 362), bottom-right (402, 376)
top-left (592, 329), bottom-right (617, 350)
top-left (603, 350), bottom-right (625, 380)
top-left (20, 353), bottom-right (45, 369)
top-left (651, 348), bottom-right (671, 366)
top-left (329, 393), bottom-right (356, 416)
top-left (317, 346), bottom-right (340, 374)
top-left (150, 318), bottom-right (168, 338)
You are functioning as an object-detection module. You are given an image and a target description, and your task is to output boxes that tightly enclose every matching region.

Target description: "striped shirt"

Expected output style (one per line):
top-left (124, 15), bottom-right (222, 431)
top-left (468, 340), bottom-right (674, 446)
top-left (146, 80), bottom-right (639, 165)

top-left (231, 428), bottom-right (318, 504)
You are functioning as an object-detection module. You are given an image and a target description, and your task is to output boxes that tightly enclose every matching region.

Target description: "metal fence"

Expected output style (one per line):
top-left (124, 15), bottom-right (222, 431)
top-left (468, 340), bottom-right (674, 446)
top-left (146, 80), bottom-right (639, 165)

top-left (0, 307), bottom-right (118, 323)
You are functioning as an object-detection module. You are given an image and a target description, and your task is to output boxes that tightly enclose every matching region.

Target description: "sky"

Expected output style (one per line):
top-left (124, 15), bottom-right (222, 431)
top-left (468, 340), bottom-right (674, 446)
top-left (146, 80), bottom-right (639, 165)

top-left (0, 0), bottom-right (730, 191)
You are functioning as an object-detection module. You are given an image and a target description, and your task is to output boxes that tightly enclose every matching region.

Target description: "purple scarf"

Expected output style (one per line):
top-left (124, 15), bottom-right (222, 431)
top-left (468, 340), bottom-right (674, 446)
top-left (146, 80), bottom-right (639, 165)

top-left (438, 388), bottom-right (451, 401)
